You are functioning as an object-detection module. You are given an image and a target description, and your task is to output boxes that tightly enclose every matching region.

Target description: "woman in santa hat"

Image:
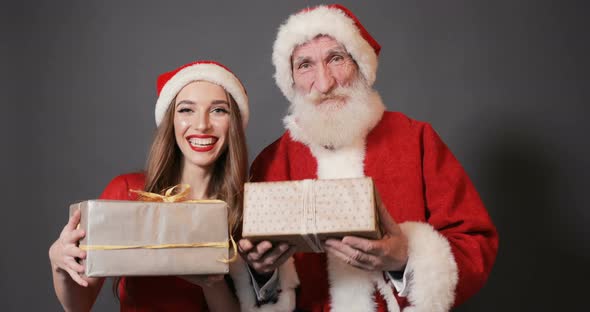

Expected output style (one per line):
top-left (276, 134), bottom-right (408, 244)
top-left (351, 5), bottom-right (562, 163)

top-left (48, 60), bottom-right (251, 311)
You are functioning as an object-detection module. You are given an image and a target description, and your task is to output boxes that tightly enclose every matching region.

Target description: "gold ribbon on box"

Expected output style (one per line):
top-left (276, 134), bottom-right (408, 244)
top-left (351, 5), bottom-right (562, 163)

top-left (79, 184), bottom-right (238, 263)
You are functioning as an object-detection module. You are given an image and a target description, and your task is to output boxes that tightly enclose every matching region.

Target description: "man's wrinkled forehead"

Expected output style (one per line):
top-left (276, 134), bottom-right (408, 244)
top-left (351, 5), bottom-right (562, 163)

top-left (291, 35), bottom-right (348, 64)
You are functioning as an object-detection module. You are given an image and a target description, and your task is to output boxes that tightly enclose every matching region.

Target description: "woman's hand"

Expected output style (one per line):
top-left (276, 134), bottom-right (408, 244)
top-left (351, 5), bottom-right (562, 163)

top-left (48, 209), bottom-right (90, 287)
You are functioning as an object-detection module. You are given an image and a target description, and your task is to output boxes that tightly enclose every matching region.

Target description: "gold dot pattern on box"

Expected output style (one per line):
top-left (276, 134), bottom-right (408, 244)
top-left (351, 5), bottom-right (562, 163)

top-left (243, 178), bottom-right (375, 235)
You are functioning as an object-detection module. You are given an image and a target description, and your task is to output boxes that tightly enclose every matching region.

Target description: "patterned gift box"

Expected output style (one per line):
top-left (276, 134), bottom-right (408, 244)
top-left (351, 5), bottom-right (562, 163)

top-left (242, 177), bottom-right (382, 253)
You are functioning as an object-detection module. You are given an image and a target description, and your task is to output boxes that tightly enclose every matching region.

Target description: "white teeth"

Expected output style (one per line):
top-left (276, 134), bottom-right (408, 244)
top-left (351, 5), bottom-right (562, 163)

top-left (188, 137), bottom-right (216, 147)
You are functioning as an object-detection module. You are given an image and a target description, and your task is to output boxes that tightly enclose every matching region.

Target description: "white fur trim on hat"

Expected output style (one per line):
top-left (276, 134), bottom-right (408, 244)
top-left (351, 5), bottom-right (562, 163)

top-left (154, 63), bottom-right (249, 128)
top-left (272, 5), bottom-right (378, 101)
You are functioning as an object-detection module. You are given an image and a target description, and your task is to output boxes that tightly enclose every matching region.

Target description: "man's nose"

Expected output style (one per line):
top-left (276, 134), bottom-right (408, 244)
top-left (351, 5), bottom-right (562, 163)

top-left (313, 63), bottom-right (336, 94)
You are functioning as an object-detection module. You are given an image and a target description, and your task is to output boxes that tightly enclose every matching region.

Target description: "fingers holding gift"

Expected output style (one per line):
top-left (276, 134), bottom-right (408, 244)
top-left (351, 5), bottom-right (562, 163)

top-left (63, 243), bottom-right (86, 260)
top-left (237, 238), bottom-right (255, 253)
top-left (65, 209), bottom-right (81, 231)
top-left (325, 235), bottom-right (408, 272)
top-left (340, 236), bottom-right (383, 256)
top-left (50, 210), bottom-right (90, 287)
top-left (375, 200), bottom-right (404, 237)
top-left (324, 238), bottom-right (384, 271)
top-left (250, 240), bottom-right (274, 261)
top-left (60, 212), bottom-right (85, 245)
top-left (238, 239), bottom-right (269, 262)
top-left (251, 243), bottom-right (292, 274)
top-left (55, 245), bottom-right (88, 286)
top-left (52, 247), bottom-right (88, 287)
top-left (65, 257), bottom-right (86, 274)
top-left (64, 266), bottom-right (89, 287)
top-left (263, 244), bottom-right (296, 270)
top-left (238, 239), bottom-right (293, 274)
top-left (63, 228), bottom-right (86, 245)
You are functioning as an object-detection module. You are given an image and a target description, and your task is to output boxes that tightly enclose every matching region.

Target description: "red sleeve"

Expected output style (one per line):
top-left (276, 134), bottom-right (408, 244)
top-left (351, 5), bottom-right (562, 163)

top-left (421, 123), bottom-right (499, 306)
top-left (98, 173), bottom-right (145, 200)
top-left (250, 136), bottom-right (291, 182)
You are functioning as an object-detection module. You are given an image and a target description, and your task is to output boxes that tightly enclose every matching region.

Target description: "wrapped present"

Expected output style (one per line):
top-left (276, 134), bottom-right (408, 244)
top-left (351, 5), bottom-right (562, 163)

top-left (70, 195), bottom-right (232, 277)
top-left (242, 177), bottom-right (382, 253)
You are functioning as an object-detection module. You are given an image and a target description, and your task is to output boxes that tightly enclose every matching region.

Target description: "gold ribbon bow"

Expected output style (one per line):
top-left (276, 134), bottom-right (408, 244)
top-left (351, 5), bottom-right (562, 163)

top-left (131, 184), bottom-right (222, 204)
top-left (79, 185), bottom-right (238, 263)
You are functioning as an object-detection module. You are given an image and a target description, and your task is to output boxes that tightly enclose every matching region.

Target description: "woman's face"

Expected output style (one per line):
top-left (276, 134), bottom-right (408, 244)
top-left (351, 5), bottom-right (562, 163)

top-left (173, 81), bottom-right (231, 170)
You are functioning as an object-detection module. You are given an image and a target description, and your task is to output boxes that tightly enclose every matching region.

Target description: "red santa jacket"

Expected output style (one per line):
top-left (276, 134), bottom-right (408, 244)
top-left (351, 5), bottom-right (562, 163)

top-left (250, 111), bottom-right (498, 312)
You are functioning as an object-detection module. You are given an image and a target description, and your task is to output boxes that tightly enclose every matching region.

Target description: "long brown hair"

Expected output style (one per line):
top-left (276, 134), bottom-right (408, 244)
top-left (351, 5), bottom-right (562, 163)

top-left (114, 87), bottom-right (248, 300)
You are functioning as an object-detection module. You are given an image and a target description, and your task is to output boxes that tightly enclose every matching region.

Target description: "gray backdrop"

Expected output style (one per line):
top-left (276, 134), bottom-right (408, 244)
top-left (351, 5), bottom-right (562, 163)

top-left (1, 0), bottom-right (588, 311)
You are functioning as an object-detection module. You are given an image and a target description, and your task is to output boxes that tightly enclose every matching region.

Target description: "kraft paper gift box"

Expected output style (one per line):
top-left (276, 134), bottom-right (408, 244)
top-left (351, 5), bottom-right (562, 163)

top-left (69, 200), bottom-right (230, 277)
top-left (242, 177), bottom-right (382, 253)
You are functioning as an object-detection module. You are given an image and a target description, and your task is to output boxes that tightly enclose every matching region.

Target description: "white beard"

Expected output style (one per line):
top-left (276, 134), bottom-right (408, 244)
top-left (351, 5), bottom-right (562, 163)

top-left (284, 78), bottom-right (385, 149)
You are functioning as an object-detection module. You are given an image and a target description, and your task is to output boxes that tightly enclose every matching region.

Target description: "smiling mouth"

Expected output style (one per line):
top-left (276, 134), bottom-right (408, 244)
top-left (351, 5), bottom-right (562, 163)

top-left (188, 137), bottom-right (218, 147)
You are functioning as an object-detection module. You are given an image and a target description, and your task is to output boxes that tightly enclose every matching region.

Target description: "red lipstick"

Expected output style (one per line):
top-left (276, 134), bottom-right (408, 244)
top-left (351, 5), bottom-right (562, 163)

top-left (186, 135), bottom-right (218, 152)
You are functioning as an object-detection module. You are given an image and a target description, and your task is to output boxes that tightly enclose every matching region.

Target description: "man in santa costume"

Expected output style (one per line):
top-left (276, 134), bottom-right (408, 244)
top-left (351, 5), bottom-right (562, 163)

top-left (237, 4), bottom-right (498, 312)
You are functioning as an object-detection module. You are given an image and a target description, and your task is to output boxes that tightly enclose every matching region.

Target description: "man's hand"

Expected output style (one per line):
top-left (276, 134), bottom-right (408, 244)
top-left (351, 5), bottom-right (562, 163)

top-left (238, 239), bottom-right (295, 278)
top-left (324, 193), bottom-right (408, 272)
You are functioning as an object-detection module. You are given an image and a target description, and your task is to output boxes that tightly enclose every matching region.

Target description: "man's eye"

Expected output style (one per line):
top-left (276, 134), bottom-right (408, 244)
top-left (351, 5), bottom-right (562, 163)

top-left (298, 62), bottom-right (311, 69)
top-left (331, 55), bottom-right (344, 63)
top-left (177, 108), bottom-right (192, 113)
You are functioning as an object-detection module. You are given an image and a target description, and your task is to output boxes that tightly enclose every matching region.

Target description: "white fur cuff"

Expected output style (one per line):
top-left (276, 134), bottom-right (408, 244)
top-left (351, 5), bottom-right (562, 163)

top-left (398, 222), bottom-right (458, 312)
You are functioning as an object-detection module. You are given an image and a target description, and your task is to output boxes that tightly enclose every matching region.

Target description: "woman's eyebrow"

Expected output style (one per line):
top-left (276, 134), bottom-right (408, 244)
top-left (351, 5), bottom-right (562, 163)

top-left (176, 99), bottom-right (229, 106)
top-left (176, 99), bottom-right (196, 106)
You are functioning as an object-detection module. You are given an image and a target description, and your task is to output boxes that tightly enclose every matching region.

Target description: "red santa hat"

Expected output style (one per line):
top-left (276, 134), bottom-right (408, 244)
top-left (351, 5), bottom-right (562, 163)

top-left (272, 4), bottom-right (381, 101)
top-left (154, 60), bottom-right (249, 128)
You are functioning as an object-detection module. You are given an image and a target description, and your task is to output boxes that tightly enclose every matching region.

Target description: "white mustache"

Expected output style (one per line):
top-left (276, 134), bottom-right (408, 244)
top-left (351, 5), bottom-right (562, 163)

top-left (307, 86), bottom-right (350, 104)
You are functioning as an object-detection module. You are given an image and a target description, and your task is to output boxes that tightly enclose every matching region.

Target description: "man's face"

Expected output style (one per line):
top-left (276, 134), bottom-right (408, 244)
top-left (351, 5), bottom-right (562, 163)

top-left (291, 35), bottom-right (358, 107)
top-left (286, 36), bottom-right (384, 149)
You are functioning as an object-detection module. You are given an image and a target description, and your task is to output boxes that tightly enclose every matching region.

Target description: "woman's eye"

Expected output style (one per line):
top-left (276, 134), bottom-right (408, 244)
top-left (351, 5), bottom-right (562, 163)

top-left (211, 107), bottom-right (229, 114)
top-left (177, 108), bottom-right (192, 113)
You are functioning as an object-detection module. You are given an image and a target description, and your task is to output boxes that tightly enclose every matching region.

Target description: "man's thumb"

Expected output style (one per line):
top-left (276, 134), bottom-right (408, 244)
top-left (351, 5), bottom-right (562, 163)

top-left (375, 190), bottom-right (400, 234)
